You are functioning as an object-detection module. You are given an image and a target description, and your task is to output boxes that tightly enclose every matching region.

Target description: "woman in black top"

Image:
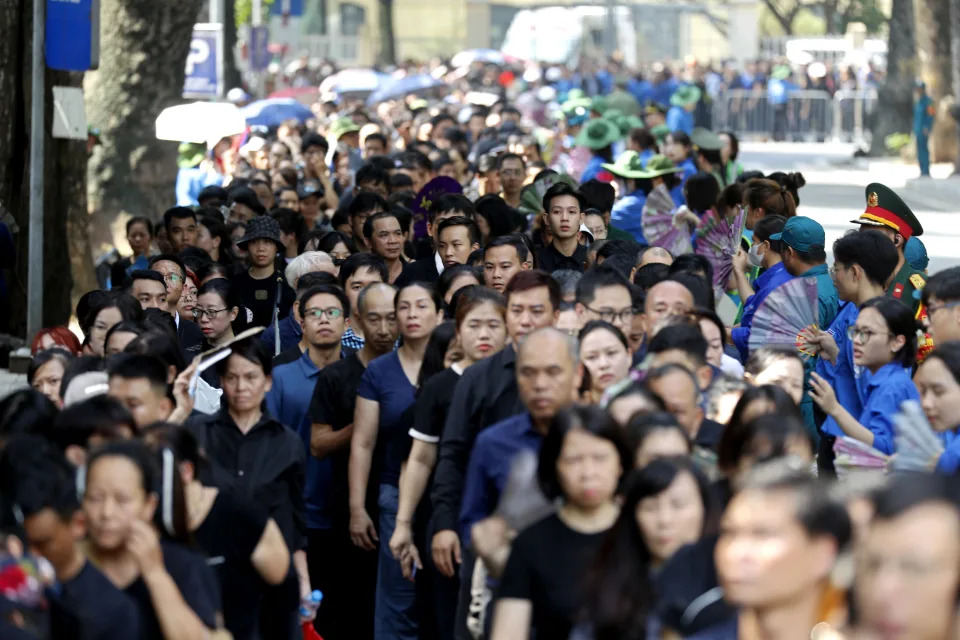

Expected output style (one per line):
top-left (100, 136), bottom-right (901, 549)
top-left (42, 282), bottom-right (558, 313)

top-left (111, 216), bottom-right (154, 290)
top-left (491, 406), bottom-right (631, 640)
top-left (144, 424), bottom-right (291, 640)
top-left (389, 287), bottom-right (508, 579)
top-left (81, 440), bottom-right (220, 640)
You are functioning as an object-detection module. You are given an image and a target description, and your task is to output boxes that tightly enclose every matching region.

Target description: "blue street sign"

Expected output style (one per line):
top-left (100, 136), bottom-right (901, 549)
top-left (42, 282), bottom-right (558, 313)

top-left (250, 26), bottom-right (270, 71)
top-left (183, 24), bottom-right (223, 99)
top-left (270, 0), bottom-right (304, 16)
top-left (46, 0), bottom-right (100, 71)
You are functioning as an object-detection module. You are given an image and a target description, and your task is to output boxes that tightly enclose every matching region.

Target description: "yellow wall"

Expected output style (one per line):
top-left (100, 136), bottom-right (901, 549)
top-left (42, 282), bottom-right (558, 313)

top-left (393, 0), bottom-right (469, 60)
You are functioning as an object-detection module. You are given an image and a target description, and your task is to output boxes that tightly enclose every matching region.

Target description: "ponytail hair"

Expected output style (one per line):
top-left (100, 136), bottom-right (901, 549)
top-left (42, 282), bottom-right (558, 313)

top-left (744, 178), bottom-right (797, 219)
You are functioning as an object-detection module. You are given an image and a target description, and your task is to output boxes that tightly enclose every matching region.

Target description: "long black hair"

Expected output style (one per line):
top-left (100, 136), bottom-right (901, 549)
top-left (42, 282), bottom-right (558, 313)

top-left (416, 321), bottom-right (458, 393)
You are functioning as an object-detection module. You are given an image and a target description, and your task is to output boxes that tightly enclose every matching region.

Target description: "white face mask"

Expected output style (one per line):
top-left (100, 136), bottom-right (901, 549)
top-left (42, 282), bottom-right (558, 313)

top-left (748, 243), bottom-right (765, 267)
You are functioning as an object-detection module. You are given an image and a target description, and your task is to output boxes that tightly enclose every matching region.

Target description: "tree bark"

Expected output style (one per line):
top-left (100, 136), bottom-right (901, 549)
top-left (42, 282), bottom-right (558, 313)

top-left (916, 0), bottom-right (955, 162)
top-left (870, 0), bottom-right (918, 156)
top-left (378, 0), bottom-right (396, 64)
top-left (950, 0), bottom-right (960, 171)
top-left (0, 0), bottom-right (87, 337)
top-left (85, 0), bottom-right (204, 249)
top-left (223, 0), bottom-right (242, 93)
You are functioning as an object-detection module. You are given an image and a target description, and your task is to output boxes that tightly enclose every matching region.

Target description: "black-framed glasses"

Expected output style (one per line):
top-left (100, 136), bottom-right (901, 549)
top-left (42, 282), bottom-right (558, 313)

top-left (584, 305), bottom-right (636, 324)
top-left (304, 307), bottom-right (344, 321)
top-left (193, 308), bottom-right (228, 320)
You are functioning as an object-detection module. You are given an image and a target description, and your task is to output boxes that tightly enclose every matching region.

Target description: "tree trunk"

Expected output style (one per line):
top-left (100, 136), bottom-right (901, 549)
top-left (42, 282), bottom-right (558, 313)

top-left (870, 0), bottom-right (918, 156)
top-left (916, 0), bottom-right (955, 162)
top-left (378, 0), bottom-right (396, 65)
top-left (951, 0), bottom-right (960, 171)
top-left (0, 0), bottom-right (87, 338)
top-left (223, 0), bottom-right (242, 93)
top-left (86, 0), bottom-right (203, 250)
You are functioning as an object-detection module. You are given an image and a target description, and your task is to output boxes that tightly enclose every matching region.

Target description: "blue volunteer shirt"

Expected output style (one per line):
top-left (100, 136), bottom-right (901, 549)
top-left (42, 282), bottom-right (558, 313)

top-left (266, 350), bottom-right (333, 529)
top-left (671, 157), bottom-right (698, 206)
top-left (731, 262), bottom-right (794, 362)
top-left (797, 265), bottom-right (840, 437)
top-left (610, 191), bottom-right (647, 243)
top-left (666, 106), bottom-right (694, 135)
top-left (459, 413), bottom-right (543, 546)
top-left (835, 363), bottom-right (920, 455)
top-left (580, 155), bottom-right (609, 183)
top-left (817, 302), bottom-right (866, 440)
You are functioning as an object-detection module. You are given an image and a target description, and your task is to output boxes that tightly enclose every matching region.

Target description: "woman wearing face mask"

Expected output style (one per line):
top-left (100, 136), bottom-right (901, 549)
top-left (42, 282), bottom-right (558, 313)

top-left (578, 321), bottom-right (632, 404)
top-left (579, 458), bottom-right (713, 640)
top-left (491, 406), bottom-right (631, 640)
top-left (810, 297), bottom-right (920, 455)
top-left (729, 215), bottom-right (791, 362)
top-left (911, 342), bottom-right (960, 472)
top-left (81, 441), bottom-right (220, 640)
top-left (349, 282), bottom-right (443, 639)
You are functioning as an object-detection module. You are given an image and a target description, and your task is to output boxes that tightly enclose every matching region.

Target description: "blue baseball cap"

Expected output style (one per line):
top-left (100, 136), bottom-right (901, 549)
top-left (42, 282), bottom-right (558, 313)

top-left (769, 216), bottom-right (825, 252)
top-left (904, 236), bottom-right (929, 271)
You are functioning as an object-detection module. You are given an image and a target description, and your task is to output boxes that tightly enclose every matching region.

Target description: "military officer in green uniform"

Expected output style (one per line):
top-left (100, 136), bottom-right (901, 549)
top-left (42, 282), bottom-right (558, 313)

top-left (690, 127), bottom-right (727, 188)
top-left (850, 183), bottom-right (926, 318)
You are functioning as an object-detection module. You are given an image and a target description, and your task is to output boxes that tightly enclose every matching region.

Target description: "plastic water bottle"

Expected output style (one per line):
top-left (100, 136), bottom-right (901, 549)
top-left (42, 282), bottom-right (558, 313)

top-left (299, 590), bottom-right (323, 620)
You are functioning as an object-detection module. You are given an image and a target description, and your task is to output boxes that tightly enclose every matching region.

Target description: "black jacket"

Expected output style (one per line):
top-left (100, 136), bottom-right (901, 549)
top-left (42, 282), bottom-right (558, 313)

top-left (177, 315), bottom-right (205, 359)
top-left (394, 256), bottom-right (440, 287)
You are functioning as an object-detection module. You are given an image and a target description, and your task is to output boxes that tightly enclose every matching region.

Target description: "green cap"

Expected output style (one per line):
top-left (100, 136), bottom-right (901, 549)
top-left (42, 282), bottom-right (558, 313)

top-left (612, 114), bottom-right (644, 136)
top-left (772, 65), bottom-right (791, 80)
top-left (574, 118), bottom-right (621, 150)
top-left (852, 182), bottom-right (924, 239)
top-left (643, 100), bottom-right (667, 116)
top-left (691, 127), bottom-right (723, 151)
top-left (329, 117), bottom-right (361, 140)
top-left (642, 154), bottom-right (682, 177)
top-left (670, 85), bottom-right (702, 108)
top-left (770, 216), bottom-right (825, 252)
top-left (602, 108), bottom-right (624, 122)
top-left (590, 95), bottom-right (609, 115)
top-left (650, 123), bottom-right (670, 144)
top-left (601, 150), bottom-right (647, 179)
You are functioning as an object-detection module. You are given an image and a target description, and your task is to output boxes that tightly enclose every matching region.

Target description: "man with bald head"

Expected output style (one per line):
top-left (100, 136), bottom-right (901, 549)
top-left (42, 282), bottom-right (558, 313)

top-left (460, 327), bottom-right (582, 543)
top-left (638, 246), bottom-right (674, 267)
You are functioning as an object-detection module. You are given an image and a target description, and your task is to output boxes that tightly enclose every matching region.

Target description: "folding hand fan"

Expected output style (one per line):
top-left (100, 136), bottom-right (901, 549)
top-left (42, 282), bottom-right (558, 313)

top-left (642, 186), bottom-right (692, 257)
top-left (832, 436), bottom-right (890, 478)
top-left (891, 400), bottom-right (945, 471)
top-left (747, 276), bottom-right (820, 359)
top-left (695, 205), bottom-right (746, 296)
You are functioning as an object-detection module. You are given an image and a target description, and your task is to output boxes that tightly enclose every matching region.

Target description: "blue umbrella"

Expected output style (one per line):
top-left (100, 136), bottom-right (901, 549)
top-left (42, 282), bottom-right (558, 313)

top-left (240, 98), bottom-right (314, 127)
top-left (366, 74), bottom-right (445, 106)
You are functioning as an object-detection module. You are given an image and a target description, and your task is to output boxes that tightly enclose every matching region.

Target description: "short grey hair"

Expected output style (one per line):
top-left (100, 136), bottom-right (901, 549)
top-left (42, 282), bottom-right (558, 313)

top-left (517, 326), bottom-right (580, 364)
top-left (285, 251), bottom-right (335, 288)
top-left (357, 282), bottom-right (397, 315)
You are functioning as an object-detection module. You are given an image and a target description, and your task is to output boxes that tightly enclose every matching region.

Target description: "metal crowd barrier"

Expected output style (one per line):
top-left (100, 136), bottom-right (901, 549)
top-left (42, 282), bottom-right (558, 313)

top-left (712, 88), bottom-right (877, 146)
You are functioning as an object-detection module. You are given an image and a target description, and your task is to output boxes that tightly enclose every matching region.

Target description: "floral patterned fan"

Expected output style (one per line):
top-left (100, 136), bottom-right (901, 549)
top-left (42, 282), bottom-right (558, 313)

top-left (748, 276), bottom-right (820, 360)
top-left (641, 185), bottom-right (692, 257)
top-left (695, 206), bottom-right (746, 298)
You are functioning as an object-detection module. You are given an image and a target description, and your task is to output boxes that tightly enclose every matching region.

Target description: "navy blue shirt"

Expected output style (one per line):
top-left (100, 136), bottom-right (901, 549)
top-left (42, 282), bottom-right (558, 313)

top-left (260, 313), bottom-right (302, 355)
top-left (267, 350), bottom-right (333, 530)
top-left (357, 351), bottom-right (417, 487)
top-left (57, 561), bottom-right (141, 639)
top-left (459, 412), bottom-right (543, 544)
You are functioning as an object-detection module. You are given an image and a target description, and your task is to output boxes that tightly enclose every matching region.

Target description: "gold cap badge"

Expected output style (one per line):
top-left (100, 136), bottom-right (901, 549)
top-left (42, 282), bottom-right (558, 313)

top-left (867, 192), bottom-right (879, 207)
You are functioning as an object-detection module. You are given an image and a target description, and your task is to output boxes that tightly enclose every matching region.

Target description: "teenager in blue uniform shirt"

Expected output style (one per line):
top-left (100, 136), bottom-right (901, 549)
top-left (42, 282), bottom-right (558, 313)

top-left (664, 131), bottom-right (697, 206)
top-left (770, 216), bottom-right (839, 437)
top-left (575, 119), bottom-right (620, 183)
top-left (914, 343), bottom-right (960, 471)
top-left (810, 297), bottom-right (921, 455)
top-left (605, 151), bottom-right (650, 243)
top-left (729, 215), bottom-right (792, 362)
top-left (665, 85), bottom-right (700, 135)
top-left (803, 230), bottom-right (900, 472)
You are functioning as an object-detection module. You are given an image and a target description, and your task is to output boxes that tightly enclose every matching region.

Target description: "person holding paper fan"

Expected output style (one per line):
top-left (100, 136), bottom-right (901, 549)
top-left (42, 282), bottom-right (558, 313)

top-left (801, 230), bottom-right (900, 473)
top-left (809, 297), bottom-right (920, 456)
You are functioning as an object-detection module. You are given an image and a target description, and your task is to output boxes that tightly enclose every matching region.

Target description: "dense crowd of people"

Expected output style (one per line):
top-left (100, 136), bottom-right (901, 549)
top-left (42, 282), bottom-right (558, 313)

top-left (4, 76), bottom-right (960, 640)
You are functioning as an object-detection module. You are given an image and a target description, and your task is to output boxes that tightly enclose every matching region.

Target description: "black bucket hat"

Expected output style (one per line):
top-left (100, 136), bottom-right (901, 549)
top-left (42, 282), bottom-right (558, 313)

top-left (236, 215), bottom-right (284, 250)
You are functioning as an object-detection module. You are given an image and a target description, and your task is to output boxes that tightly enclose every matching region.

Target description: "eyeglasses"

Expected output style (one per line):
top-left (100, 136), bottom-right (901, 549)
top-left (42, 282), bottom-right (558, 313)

top-left (304, 307), bottom-right (344, 321)
top-left (828, 264), bottom-right (849, 277)
top-left (847, 326), bottom-right (892, 344)
top-left (584, 305), bottom-right (636, 324)
top-left (193, 307), bottom-right (228, 320)
top-left (926, 301), bottom-right (960, 316)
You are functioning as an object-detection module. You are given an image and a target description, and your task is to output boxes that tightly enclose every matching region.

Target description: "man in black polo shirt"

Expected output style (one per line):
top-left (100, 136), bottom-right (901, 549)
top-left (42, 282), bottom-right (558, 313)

top-left (308, 281), bottom-right (399, 640)
top-left (535, 182), bottom-right (589, 273)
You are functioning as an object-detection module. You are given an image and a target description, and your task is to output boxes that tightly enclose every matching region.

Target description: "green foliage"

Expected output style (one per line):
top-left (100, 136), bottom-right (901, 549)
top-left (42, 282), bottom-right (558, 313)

top-left (236, 0), bottom-right (277, 26)
top-left (885, 132), bottom-right (912, 154)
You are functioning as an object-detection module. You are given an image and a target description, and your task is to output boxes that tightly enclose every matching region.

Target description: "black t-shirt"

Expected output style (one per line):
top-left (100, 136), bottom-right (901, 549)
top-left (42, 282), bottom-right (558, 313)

top-left (231, 270), bottom-right (295, 328)
top-left (409, 368), bottom-right (462, 444)
top-left (123, 540), bottom-right (221, 640)
top-left (310, 353), bottom-right (370, 527)
top-left (194, 488), bottom-right (271, 640)
top-left (498, 514), bottom-right (608, 639)
top-left (58, 561), bottom-right (141, 639)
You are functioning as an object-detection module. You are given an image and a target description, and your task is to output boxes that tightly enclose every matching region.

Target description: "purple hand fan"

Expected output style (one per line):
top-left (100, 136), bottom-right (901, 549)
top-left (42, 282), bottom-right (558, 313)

top-left (642, 186), bottom-right (692, 257)
top-left (695, 206), bottom-right (745, 297)
top-left (747, 276), bottom-right (820, 359)
top-left (833, 436), bottom-right (889, 478)
top-left (411, 176), bottom-right (462, 239)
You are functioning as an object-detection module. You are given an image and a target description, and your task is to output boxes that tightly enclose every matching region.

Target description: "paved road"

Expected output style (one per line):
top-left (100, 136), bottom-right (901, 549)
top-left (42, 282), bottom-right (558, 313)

top-left (738, 142), bottom-right (960, 274)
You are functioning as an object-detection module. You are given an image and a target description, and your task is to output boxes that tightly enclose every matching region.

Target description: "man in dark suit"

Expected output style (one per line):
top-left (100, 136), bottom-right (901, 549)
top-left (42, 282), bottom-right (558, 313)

top-left (396, 194), bottom-right (476, 287)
